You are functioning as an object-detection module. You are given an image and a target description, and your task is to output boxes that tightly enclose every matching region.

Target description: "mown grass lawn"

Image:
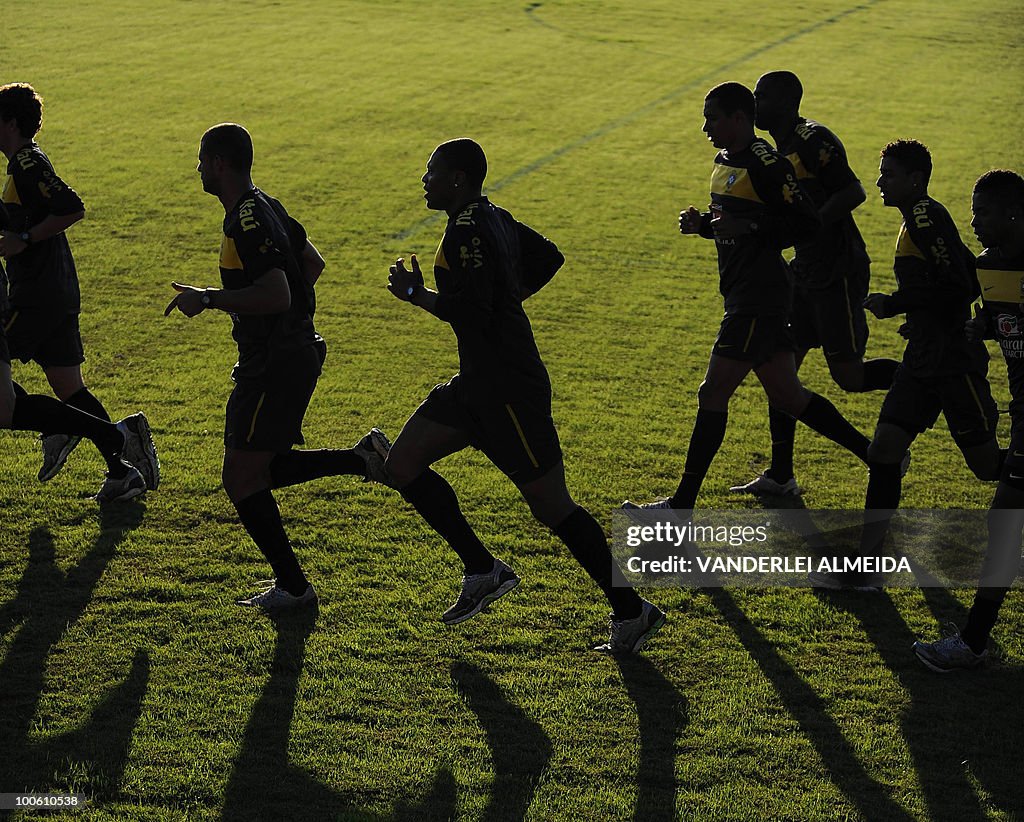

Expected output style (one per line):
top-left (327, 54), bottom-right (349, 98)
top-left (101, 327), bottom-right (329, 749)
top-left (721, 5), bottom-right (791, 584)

top-left (2, 1), bottom-right (1022, 818)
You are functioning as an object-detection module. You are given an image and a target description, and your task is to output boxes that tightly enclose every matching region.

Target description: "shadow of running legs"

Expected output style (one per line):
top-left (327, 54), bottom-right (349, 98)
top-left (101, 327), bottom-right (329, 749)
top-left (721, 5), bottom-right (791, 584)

top-left (613, 655), bottom-right (687, 821)
top-left (449, 661), bottom-right (552, 822)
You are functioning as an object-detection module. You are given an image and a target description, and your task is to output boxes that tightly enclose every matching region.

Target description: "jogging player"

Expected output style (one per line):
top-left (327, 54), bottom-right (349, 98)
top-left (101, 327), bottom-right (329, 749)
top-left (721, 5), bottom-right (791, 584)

top-left (623, 82), bottom-right (872, 516)
top-left (731, 71), bottom-right (898, 496)
top-left (914, 170), bottom-right (1024, 670)
top-left (378, 137), bottom-right (664, 653)
top-left (815, 141), bottom-right (1002, 589)
top-left (0, 256), bottom-right (152, 502)
top-left (165, 123), bottom-right (385, 612)
top-left (0, 82), bottom-right (158, 489)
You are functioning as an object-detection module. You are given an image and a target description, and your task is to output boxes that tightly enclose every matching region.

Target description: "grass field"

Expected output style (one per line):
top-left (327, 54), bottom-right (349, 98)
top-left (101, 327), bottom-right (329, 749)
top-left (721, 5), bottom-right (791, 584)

top-left (2, 0), bottom-right (1024, 819)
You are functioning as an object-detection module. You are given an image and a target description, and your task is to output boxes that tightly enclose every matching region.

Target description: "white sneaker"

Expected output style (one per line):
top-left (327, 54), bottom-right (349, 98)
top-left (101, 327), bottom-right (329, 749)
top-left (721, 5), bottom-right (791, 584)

top-left (117, 412), bottom-right (160, 490)
top-left (729, 472), bottom-right (801, 496)
top-left (442, 559), bottom-right (520, 625)
top-left (94, 462), bottom-right (147, 504)
top-left (593, 600), bottom-right (667, 654)
top-left (352, 427), bottom-right (393, 485)
top-left (38, 433), bottom-right (82, 482)
top-left (236, 583), bottom-right (318, 611)
top-left (913, 624), bottom-right (987, 673)
top-left (620, 498), bottom-right (687, 525)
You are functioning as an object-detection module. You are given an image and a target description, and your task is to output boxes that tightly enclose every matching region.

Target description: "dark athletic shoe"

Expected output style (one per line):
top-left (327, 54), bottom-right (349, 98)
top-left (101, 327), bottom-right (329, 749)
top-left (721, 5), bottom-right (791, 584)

top-left (593, 600), bottom-right (666, 654)
top-left (442, 559), bottom-right (520, 625)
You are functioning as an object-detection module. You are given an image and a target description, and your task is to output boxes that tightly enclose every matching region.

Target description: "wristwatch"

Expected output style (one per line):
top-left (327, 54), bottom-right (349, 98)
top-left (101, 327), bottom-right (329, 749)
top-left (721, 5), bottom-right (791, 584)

top-left (18, 231), bottom-right (32, 246)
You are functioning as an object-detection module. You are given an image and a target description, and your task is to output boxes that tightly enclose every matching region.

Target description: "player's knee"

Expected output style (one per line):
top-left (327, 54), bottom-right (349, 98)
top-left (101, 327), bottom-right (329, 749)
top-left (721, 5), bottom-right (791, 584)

top-left (383, 452), bottom-right (419, 489)
top-left (866, 439), bottom-right (902, 464)
top-left (829, 364), bottom-right (863, 393)
top-left (962, 437), bottom-right (1000, 481)
top-left (221, 458), bottom-right (267, 502)
top-left (765, 385), bottom-right (808, 418)
top-left (525, 494), bottom-right (574, 528)
top-left (697, 378), bottom-right (730, 408)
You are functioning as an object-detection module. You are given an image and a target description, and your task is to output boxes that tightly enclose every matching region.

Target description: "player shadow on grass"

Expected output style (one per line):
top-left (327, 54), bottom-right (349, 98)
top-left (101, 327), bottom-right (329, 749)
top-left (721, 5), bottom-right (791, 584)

top-left (0, 504), bottom-right (150, 803)
top-left (827, 589), bottom-right (1024, 821)
top-left (443, 661), bottom-right (552, 822)
top-left (613, 656), bottom-right (687, 822)
top-left (221, 609), bottom-right (458, 822)
top-left (704, 582), bottom-right (916, 820)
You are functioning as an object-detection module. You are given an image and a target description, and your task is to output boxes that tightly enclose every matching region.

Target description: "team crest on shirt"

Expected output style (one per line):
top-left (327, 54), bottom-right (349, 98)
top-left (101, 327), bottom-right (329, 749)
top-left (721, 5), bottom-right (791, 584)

top-left (997, 314), bottom-right (1021, 337)
top-left (725, 173), bottom-right (736, 190)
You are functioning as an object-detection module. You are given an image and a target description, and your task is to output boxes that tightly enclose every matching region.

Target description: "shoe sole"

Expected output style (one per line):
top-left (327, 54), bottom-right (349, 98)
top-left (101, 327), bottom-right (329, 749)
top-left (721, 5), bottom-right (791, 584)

top-left (129, 414), bottom-right (160, 491)
top-left (235, 592), bottom-right (319, 610)
top-left (630, 612), bottom-right (667, 652)
top-left (354, 428), bottom-right (393, 484)
top-left (38, 436), bottom-right (83, 482)
top-left (728, 481), bottom-right (801, 496)
top-left (96, 484), bottom-right (146, 505)
top-left (442, 576), bottom-right (520, 626)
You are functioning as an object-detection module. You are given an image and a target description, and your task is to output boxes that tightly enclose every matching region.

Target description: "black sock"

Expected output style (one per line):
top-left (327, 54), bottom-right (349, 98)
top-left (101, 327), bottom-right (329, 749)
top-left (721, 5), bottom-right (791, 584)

top-left (858, 461), bottom-right (902, 560)
top-left (961, 591), bottom-right (1006, 655)
top-left (400, 470), bottom-right (494, 574)
top-left (797, 392), bottom-right (869, 463)
top-left (554, 506), bottom-right (643, 620)
top-left (270, 449), bottom-right (367, 489)
top-left (767, 406), bottom-right (796, 481)
top-left (858, 358), bottom-right (899, 392)
top-left (10, 391), bottom-right (125, 474)
top-left (234, 489), bottom-right (308, 595)
top-left (669, 408), bottom-right (728, 510)
top-left (64, 386), bottom-right (112, 422)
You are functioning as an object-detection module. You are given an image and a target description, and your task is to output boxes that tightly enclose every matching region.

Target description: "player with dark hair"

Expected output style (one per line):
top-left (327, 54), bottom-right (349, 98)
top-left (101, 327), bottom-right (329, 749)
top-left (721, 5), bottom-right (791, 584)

top-left (624, 82), bottom-right (872, 516)
top-left (166, 122), bottom-right (386, 611)
top-left (379, 137), bottom-right (664, 653)
top-left (0, 82), bottom-right (159, 490)
top-left (730, 71), bottom-right (899, 496)
top-left (914, 169), bottom-right (1024, 669)
top-left (815, 141), bottom-right (1002, 589)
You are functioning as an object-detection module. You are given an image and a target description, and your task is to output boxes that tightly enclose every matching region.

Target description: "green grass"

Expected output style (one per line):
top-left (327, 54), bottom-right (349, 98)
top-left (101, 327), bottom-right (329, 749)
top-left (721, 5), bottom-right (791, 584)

top-left (2, 0), bottom-right (1024, 819)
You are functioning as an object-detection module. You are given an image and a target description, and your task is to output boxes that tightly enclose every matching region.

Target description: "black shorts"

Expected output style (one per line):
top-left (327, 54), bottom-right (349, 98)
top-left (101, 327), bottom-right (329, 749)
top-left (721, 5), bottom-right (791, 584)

top-left (0, 325), bottom-right (9, 365)
top-left (712, 314), bottom-right (794, 365)
top-left (878, 366), bottom-right (998, 448)
top-left (224, 344), bottom-right (322, 452)
top-left (790, 273), bottom-right (869, 362)
top-left (3, 309), bottom-right (85, 367)
top-left (415, 375), bottom-right (562, 483)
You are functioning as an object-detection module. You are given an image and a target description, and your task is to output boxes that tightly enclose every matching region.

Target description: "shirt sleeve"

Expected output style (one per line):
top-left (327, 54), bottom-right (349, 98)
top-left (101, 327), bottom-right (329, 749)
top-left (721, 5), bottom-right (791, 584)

top-left (800, 126), bottom-right (859, 195)
top-left (231, 211), bottom-right (289, 282)
top-left (750, 155), bottom-right (822, 249)
top-left (432, 222), bottom-right (496, 326)
top-left (12, 153), bottom-right (84, 217)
